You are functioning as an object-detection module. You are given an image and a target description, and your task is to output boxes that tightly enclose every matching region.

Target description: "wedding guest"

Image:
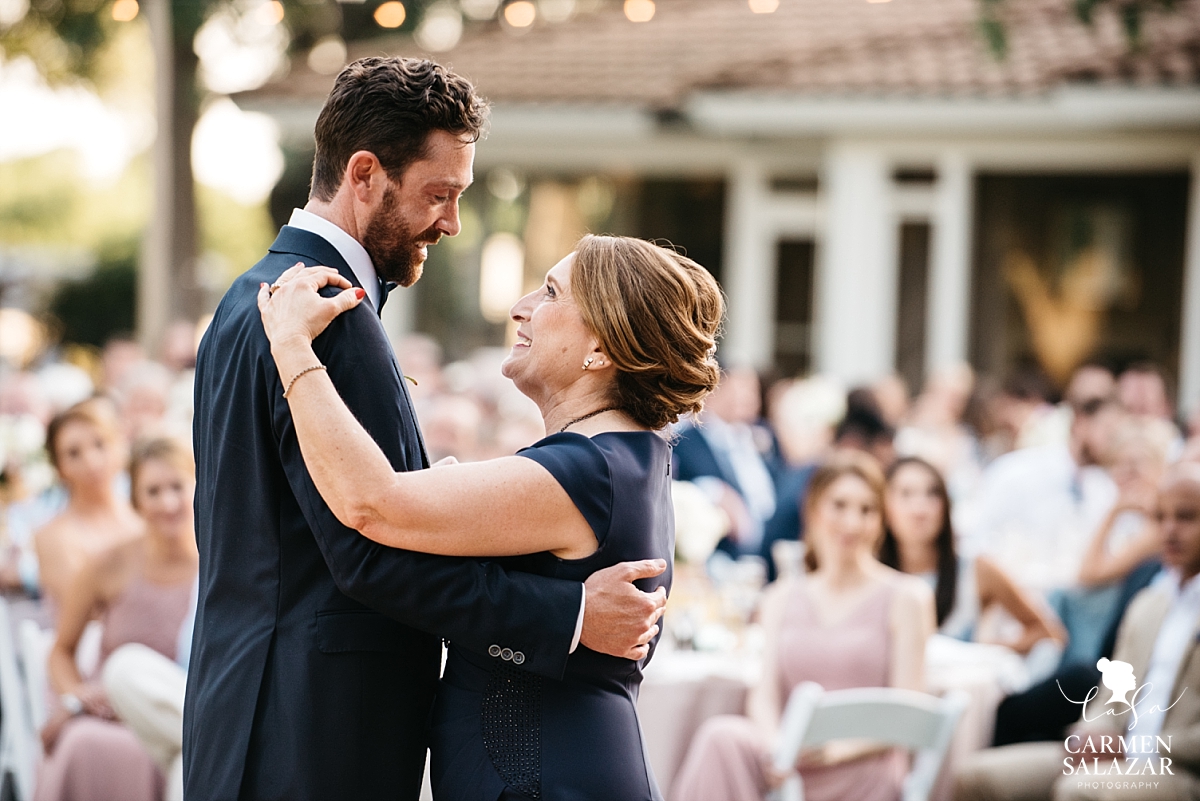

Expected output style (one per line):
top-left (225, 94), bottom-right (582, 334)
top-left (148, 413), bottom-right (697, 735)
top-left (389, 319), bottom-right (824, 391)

top-left (834, 389), bottom-right (896, 468)
top-left (961, 365), bottom-right (1121, 590)
top-left (1077, 418), bottom-right (1174, 589)
top-left (669, 451), bottom-right (935, 801)
top-left (673, 366), bottom-right (778, 559)
top-left (879, 457), bottom-right (1064, 651)
top-left (33, 397), bottom-right (141, 612)
top-left (36, 436), bottom-right (197, 801)
top-left (1117, 361), bottom-right (1174, 423)
top-left (955, 463), bottom-right (1200, 801)
top-left (894, 362), bottom-right (984, 504)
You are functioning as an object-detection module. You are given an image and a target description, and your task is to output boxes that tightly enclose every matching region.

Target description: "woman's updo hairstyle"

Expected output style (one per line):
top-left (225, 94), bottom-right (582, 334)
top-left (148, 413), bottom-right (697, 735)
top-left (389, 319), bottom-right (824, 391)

top-left (570, 235), bottom-right (724, 430)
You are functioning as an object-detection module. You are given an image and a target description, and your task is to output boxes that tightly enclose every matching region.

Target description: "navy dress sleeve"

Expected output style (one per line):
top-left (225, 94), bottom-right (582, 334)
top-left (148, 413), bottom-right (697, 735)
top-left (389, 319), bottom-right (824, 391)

top-left (517, 432), bottom-right (615, 546)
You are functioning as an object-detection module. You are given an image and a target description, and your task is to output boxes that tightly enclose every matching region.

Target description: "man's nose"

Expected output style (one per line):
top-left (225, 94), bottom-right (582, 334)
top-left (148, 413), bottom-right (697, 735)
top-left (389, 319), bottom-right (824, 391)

top-left (437, 201), bottom-right (462, 237)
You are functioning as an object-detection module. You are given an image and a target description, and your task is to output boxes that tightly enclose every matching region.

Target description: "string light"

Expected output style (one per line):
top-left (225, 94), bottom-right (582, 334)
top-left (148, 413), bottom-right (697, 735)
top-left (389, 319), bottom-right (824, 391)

top-left (624, 0), bottom-right (654, 22)
top-left (111, 0), bottom-right (138, 20)
top-left (749, 0), bottom-right (778, 11)
top-left (504, 1), bottom-right (537, 26)
top-left (374, 1), bottom-right (407, 26)
top-left (264, 0), bottom-right (284, 23)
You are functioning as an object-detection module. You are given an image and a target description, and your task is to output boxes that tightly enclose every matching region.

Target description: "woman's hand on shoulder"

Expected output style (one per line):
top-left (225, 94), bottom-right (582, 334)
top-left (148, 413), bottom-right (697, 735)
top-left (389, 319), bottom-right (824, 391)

top-left (257, 263), bottom-right (363, 351)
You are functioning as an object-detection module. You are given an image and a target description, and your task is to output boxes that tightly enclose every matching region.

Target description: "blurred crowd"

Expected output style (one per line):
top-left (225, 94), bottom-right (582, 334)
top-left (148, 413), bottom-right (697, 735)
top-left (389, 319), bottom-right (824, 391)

top-left (2, 323), bottom-right (1200, 801)
top-left (663, 359), bottom-right (1200, 801)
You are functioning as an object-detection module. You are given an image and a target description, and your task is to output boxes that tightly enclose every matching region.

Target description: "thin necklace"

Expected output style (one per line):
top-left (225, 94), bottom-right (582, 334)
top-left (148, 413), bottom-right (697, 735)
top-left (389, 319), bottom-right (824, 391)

top-left (557, 406), bottom-right (619, 434)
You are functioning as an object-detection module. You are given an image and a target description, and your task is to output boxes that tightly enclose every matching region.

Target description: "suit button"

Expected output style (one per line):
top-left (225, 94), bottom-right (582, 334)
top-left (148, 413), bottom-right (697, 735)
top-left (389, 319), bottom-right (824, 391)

top-left (488, 645), bottom-right (502, 658)
top-left (501, 648), bottom-right (514, 661)
top-left (512, 651), bottom-right (525, 665)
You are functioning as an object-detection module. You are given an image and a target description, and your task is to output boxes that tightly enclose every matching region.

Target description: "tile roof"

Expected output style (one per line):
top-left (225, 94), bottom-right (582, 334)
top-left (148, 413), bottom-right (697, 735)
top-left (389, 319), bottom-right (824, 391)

top-left (257, 0), bottom-right (1200, 108)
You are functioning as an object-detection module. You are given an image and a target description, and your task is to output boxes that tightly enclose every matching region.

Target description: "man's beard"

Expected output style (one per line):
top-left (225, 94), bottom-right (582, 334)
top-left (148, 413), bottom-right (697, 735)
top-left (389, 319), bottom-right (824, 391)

top-left (362, 186), bottom-right (441, 288)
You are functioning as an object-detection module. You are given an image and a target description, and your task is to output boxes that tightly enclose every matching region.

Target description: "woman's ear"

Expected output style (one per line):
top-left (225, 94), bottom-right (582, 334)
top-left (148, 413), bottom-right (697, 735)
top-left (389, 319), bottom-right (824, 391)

top-left (584, 344), bottom-right (612, 371)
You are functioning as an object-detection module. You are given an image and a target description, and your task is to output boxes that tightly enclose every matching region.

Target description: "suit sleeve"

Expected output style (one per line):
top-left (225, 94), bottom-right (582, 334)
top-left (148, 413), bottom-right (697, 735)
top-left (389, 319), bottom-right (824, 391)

top-left (268, 301), bottom-right (580, 680)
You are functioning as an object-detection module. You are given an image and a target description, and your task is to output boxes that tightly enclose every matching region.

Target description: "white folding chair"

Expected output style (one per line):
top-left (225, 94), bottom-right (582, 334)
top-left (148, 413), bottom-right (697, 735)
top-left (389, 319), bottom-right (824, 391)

top-left (0, 599), bottom-right (39, 801)
top-left (16, 621), bottom-right (48, 733)
top-left (770, 682), bottom-right (968, 801)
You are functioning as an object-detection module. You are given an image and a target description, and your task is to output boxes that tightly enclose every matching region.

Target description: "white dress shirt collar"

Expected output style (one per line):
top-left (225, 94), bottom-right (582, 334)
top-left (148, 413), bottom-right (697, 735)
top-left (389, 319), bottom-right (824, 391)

top-left (287, 208), bottom-right (379, 310)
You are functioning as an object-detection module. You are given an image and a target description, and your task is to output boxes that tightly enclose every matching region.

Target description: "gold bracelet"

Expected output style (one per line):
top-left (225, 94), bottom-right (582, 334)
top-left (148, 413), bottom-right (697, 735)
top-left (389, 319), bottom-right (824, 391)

top-left (282, 364), bottom-right (327, 398)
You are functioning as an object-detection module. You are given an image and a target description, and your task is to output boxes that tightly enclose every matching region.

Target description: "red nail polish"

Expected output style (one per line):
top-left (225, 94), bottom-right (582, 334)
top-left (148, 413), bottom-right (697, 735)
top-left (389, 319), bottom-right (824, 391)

top-left (354, 288), bottom-right (366, 300)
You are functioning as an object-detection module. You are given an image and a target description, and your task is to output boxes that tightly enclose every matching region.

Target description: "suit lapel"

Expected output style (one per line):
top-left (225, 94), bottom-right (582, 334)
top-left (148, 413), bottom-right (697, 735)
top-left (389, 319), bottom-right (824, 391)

top-left (267, 226), bottom-right (428, 467)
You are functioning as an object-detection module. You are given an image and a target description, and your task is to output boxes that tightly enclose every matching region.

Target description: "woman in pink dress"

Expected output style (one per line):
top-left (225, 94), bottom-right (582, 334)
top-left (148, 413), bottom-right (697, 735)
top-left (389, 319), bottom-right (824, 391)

top-left (36, 437), bottom-right (198, 801)
top-left (670, 451), bottom-right (936, 801)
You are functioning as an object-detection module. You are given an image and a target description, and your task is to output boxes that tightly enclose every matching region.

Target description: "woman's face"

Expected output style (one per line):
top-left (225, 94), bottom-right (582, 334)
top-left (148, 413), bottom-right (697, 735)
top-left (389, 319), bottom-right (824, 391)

top-left (809, 474), bottom-right (883, 564)
top-left (502, 253), bottom-right (602, 404)
top-left (133, 458), bottom-right (194, 541)
top-left (884, 463), bottom-right (944, 549)
top-left (54, 420), bottom-right (121, 494)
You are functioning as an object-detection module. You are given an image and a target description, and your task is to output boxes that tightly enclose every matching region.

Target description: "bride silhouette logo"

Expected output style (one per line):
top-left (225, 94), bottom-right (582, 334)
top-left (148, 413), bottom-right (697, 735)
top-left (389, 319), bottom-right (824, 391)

top-left (1097, 657), bottom-right (1137, 706)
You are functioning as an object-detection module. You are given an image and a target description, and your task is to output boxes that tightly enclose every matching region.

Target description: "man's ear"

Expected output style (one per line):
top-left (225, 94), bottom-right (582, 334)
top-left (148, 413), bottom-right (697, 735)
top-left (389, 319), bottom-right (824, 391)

top-left (344, 151), bottom-right (383, 204)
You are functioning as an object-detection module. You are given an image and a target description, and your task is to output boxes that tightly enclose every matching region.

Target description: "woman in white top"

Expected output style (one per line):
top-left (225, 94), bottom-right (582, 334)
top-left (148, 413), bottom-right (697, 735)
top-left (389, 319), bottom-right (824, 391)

top-left (879, 457), bottom-right (1064, 653)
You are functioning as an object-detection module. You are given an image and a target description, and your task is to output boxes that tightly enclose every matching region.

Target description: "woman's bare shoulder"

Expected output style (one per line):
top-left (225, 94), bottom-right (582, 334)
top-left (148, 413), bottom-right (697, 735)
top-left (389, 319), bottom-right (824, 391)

top-left (878, 565), bottom-right (934, 614)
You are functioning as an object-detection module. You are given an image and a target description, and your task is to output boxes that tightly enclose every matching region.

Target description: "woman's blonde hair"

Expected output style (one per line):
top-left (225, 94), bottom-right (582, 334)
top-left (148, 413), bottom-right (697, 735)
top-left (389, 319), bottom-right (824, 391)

top-left (803, 450), bottom-right (887, 572)
top-left (570, 235), bottom-right (724, 430)
top-left (129, 436), bottom-right (195, 509)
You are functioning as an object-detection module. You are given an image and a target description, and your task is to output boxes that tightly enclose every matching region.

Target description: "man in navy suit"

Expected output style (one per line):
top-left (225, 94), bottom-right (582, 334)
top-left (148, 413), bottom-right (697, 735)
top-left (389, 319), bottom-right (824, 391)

top-left (184, 57), bottom-right (665, 801)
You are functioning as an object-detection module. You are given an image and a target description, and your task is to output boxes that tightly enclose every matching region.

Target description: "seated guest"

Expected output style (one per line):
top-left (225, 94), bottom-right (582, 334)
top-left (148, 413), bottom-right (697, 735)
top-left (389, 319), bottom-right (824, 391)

top-left (1045, 417), bottom-right (1176, 668)
top-left (669, 451), bottom-right (935, 801)
top-left (36, 437), bottom-right (198, 801)
top-left (673, 366), bottom-right (777, 559)
top-left (955, 463), bottom-right (1200, 801)
top-left (33, 398), bottom-right (142, 613)
top-left (879, 456), bottom-right (1065, 651)
top-left (963, 366), bottom-right (1121, 590)
top-left (834, 389), bottom-right (896, 468)
top-left (1077, 418), bottom-right (1174, 589)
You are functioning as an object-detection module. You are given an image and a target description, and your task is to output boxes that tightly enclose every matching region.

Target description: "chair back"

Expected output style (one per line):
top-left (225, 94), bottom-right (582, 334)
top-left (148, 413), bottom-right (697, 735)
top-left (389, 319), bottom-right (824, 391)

top-left (771, 682), bottom-right (968, 801)
top-left (16, 622), bottom-right (49, 732)
top-left (0, 599), bottom-right (39, 801)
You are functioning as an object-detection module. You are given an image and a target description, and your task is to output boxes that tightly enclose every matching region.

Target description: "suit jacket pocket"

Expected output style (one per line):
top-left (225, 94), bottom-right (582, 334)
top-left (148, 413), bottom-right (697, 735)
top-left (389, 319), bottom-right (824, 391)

top-left (316, 609), bottom-right (412, 654)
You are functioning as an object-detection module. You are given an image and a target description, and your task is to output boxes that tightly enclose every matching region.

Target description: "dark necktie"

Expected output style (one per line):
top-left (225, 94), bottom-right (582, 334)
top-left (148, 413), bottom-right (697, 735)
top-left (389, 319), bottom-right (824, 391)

top-left (376, 278), bottom-right (397, 315)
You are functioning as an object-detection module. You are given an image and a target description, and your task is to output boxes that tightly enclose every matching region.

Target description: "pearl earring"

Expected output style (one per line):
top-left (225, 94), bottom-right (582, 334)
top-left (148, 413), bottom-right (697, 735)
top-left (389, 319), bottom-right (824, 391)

top-left (583, 357), bottom-right (595, 370)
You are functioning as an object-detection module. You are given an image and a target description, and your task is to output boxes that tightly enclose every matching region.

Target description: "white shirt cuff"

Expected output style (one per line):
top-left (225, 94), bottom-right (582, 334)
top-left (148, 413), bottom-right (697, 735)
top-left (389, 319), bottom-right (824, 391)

top-left (569, 584), bottom-right (585, 653)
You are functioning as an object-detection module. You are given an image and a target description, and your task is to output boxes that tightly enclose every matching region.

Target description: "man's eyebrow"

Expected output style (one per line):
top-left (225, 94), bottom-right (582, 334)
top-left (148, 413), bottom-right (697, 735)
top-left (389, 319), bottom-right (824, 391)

top-left (430, 178), bottom-right (471, 191)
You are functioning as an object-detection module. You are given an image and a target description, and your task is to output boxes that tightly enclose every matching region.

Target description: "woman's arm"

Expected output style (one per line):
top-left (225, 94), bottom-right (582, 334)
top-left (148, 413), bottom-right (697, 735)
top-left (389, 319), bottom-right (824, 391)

top-left (258, 267), bottom-right (597, 559)
top-left (747, 580), bottom-right (791, 737)
top-left (975, 556), bottom-right (1066, 654)
top-left (1078, 508), bottom-right (1160, 588)
top-left (888, 576), bottom-right (935, 693)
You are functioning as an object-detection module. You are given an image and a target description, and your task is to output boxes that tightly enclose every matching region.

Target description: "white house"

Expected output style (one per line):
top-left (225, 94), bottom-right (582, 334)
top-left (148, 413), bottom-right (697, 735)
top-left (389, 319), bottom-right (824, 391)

top-left (241, 0), bottom-right (1200, 409)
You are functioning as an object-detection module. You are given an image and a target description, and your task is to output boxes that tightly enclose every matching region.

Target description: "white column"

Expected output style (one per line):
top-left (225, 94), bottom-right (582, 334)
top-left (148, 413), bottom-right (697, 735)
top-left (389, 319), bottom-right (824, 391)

top-left (815, 145), bottom-right (896, 383)
top-left (926, 151), bottom-right (974, 373)
top-left (720, 160), bottom-right (774, 368)
top-left (1180, 154), bottom-right (1200, 415)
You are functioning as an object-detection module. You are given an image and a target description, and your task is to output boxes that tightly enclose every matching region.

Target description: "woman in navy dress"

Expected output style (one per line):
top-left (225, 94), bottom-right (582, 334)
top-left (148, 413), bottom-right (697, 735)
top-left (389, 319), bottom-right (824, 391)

top-left (257, 234), bottom-right (724, 800)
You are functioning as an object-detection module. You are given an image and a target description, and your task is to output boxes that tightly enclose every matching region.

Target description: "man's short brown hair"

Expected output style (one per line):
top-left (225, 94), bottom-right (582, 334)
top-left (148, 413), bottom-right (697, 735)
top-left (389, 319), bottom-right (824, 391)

top-left (310, 57), bottom-right (488, 201)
